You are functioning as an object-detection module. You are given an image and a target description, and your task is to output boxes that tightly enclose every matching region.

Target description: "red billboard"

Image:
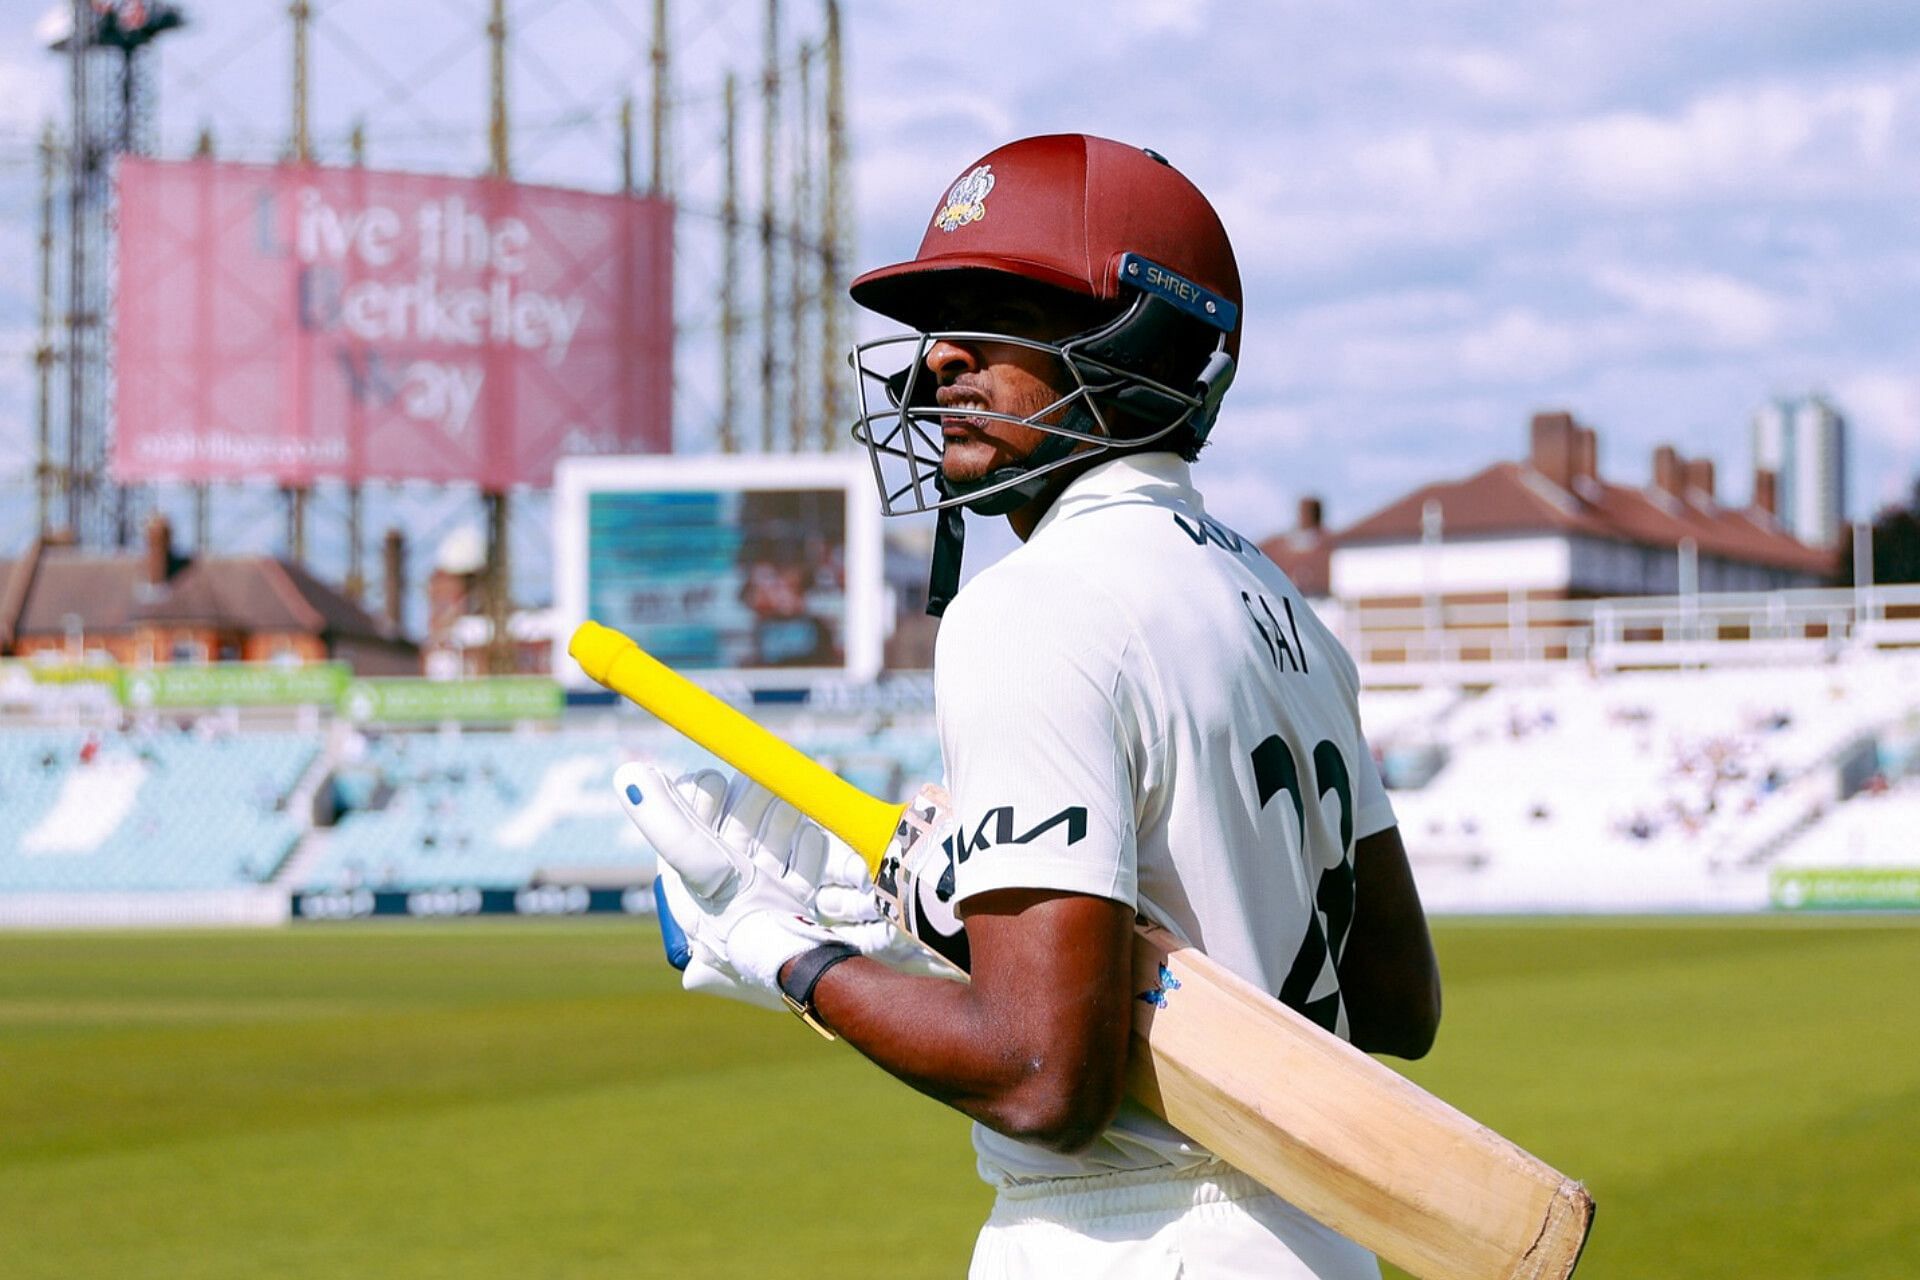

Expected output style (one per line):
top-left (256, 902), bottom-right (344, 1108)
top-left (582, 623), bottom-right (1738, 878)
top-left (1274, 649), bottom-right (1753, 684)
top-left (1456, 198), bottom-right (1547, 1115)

top-left (114, 158), bottom-right (673, 488)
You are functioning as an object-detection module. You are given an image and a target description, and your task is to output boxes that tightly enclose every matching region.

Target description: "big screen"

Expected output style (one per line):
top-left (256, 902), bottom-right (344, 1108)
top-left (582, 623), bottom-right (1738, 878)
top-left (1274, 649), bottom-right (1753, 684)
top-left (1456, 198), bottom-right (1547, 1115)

top-left (555, 456), bottom-right (884, 683)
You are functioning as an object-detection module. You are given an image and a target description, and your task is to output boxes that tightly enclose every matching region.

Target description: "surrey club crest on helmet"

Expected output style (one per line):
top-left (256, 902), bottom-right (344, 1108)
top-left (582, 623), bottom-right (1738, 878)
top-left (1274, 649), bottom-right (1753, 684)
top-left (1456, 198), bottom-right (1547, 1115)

top-left (933, 164), bottom-right (994, 233)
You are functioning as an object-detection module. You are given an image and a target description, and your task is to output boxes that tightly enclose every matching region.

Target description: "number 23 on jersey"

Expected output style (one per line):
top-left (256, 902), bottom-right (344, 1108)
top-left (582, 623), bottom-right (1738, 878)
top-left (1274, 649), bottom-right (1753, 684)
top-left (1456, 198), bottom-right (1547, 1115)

top-left (1250, 733), bottom-right (1356, 1034)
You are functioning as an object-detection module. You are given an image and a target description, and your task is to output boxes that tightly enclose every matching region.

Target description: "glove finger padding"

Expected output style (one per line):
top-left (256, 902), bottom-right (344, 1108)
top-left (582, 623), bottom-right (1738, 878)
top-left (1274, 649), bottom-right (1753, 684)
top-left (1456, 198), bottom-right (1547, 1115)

top-left (647, 814), bottom-right (791, 1011)
top-left (716, 775), bottom-right (824, 898)
top-left (810, 832), bottom-right (884, 926)
top-left (753, 799), bottom-right (804, 872)
top-left (652, 861), bottom-right (698, 971)
top-left (679, 769), bottom-right (729, 825)
top-left (818, 832), bottom-right (872, 893)
top-left (786, 823), bottom-right (829, 896)
top-left (616, 762), bottom-right (743, 901)
top-left (716, 775), bottom-right (778, 859)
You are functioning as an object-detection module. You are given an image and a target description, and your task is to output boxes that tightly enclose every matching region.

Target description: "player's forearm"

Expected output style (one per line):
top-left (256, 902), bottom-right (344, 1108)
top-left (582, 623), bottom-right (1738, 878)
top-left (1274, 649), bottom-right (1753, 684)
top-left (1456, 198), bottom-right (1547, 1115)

top-left (798, 955), bottom-right (1124, 1151)
top-left (1340, 826), bottom-right (1442, 1058)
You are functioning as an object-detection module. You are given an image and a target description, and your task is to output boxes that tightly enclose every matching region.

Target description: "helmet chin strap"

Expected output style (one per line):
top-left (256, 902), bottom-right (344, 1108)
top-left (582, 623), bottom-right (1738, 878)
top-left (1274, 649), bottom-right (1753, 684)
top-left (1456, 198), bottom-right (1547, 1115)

top-left (924, 503), bottom-right (968, 619)
top-left (923, 413), bottom-right (1091, 617)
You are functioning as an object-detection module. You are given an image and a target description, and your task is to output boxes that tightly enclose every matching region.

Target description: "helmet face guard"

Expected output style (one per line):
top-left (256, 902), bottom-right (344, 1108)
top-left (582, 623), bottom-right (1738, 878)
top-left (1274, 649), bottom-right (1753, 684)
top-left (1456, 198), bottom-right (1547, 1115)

top-left (849, 256), bottom-right (1238, 519)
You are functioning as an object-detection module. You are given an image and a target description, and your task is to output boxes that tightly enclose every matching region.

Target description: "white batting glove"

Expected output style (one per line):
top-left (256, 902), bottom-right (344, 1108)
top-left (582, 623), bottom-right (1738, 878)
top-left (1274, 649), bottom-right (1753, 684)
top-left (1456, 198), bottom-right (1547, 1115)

top-left (815, 824), bottom-right (965, 980)
top-left (811, 832), bottom-right (888, 928)
top-left (652, 851), bottom-right (785, 1012)
top-left (618, 763), bottom-right (862, 997)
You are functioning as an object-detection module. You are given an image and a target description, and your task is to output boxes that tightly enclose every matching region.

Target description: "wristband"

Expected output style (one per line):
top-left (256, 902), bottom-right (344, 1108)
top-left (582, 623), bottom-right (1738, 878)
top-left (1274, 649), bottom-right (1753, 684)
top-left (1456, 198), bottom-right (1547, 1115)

top-left (777, 942), bottom-right (860, 1039)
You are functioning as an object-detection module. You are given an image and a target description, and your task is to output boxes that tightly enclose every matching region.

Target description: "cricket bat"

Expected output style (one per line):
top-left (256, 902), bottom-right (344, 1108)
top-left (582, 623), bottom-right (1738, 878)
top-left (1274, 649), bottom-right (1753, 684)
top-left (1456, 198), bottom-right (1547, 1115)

top-left (570, 620), bottom-right (1594, 1280)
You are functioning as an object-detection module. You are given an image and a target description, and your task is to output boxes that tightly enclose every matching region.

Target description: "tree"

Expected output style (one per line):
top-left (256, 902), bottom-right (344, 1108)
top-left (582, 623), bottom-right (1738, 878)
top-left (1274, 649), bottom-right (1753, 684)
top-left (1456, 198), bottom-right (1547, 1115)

top-left (1840, 479), bottom-right (1920, 585)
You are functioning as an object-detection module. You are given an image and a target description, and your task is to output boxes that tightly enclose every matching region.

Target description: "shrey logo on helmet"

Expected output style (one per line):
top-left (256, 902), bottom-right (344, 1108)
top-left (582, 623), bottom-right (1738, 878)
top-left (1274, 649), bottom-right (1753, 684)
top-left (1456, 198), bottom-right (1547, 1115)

top-left (934, 165), bottom-right (995, 233)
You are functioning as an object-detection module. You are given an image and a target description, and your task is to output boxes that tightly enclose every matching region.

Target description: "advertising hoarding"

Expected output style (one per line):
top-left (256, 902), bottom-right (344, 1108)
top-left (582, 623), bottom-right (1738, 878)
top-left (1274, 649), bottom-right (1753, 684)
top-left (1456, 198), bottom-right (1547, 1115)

top-left (293, 886), bottom-right (655, 920)
top-left (340, 675), bottom-right (563, 724)
top-left (115, 158), bottom-right (673, 488)
top-left (553, 455), bottom-right (884, 684)
top-left (120, 662), bottom-right (351, 709)
top-left (1771, 867), bottom-right (1920, 910)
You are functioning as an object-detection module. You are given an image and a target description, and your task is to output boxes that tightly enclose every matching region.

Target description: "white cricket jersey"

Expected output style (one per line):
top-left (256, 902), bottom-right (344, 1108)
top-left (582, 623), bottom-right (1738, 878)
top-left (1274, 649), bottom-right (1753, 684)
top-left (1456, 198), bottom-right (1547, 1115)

top-left (934, 451), bottom-right (1396, 1188)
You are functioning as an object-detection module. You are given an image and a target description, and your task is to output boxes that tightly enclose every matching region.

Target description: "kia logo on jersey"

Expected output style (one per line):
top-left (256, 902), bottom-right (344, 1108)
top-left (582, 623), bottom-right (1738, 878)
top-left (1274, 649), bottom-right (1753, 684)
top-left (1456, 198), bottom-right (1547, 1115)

top-left (945, 804), bottom-right (1090, 866)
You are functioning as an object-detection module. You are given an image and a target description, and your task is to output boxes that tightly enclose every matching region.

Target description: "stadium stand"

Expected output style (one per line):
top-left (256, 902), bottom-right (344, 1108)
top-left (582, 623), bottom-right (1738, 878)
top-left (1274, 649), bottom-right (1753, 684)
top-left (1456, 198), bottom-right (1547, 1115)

top-left (1376, 653), bottom-right (1920, 910)
top-left (0, 727), bottom-right (314, 891)
top-left (294, 713), bottom-right (941, 892)
top-left (1773, 721), bottom-right (1920, 868)
top-left (0, 639), bottom-right (1913, 919)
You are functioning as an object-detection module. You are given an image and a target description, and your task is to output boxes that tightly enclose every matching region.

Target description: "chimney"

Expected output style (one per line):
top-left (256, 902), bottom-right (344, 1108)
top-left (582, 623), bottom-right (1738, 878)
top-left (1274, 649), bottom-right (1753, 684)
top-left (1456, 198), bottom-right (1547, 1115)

top-left (1754, 468), bottom-right (1778, 517)
top-left (144, 513), bottom-right (174, 587)
top-left (1297, 496), bottom-right (1323, 534)
top-left (383, 527), bottom-right (407, 634)
top-left (1571, 426), bottom-right (1598, 486)
top-left (1683, 458), bottom-right (1716, 503)
top-left (1529, 412), bottom-right (1578, 490)
top-left (1652, 445), bottom-right (1684, 499)
top-left (427, 567), bottom-right (477, 647)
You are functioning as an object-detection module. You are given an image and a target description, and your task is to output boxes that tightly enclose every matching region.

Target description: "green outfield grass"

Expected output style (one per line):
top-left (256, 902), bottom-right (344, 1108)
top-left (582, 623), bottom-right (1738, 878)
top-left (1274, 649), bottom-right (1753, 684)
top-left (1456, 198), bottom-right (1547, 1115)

top-left (1, 917), bottom-right (1915, 1279)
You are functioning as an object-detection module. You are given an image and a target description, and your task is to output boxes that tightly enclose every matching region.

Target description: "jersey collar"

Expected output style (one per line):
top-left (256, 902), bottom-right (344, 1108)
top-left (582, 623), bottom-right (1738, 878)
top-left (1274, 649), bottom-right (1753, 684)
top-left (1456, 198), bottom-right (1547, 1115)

top-left (1028, 450), bottom-right (1203, 542)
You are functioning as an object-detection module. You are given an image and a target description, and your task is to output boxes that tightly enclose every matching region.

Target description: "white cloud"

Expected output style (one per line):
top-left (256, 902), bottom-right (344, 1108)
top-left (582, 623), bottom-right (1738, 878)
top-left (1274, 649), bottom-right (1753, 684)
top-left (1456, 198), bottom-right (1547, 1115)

top-left (1455, 309), bottom-right (1591, 382)
top-left (1417, 48), bottom-right (1536, 104)
top-left (1554, 79), bottom-right (1898, 203)
top-left (3, 1), bottom-right (1918, 537)
top-left (0, 55), bottom-right (60, 134)
top-left (1835, 372), bottom-right (1920, 452)
top-left (1591, 266), bottom-right (1790, 348)
top-left (1280, 289), bottom-right (1480, 334)
top-left (1215, 401), bottom-right (1315, 451)
top-left (1114, 0), bottom-right (1214, 38)
top-left (1216, 64), bottom-right (1920, 284)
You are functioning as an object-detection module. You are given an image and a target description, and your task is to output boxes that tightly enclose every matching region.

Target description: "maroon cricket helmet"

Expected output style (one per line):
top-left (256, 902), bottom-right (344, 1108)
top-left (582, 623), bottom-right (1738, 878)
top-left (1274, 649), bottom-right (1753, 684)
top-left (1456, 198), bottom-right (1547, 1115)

top-left (850, 133), bottom-right (1243, 359)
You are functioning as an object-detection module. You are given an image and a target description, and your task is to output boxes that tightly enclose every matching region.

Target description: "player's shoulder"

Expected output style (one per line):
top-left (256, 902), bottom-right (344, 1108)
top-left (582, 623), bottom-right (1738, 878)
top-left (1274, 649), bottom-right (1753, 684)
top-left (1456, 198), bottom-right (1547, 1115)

top-left (938, 535), bottom-right (1132, 654)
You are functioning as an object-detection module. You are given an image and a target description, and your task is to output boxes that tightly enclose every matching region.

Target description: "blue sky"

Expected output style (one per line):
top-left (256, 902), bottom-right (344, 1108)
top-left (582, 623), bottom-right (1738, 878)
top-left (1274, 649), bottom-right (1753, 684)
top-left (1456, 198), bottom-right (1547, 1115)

top-left (0, 0), bottom-right (1916, 565)
top-left (848, 0), bottom-right (1920, 533)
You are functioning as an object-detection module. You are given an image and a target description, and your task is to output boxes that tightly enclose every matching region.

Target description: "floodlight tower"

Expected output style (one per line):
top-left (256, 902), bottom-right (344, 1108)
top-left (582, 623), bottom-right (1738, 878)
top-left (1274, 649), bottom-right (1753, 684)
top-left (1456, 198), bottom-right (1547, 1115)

top-left (44, 0), bottom-right (187, 548)
top-left (818, 0), bottom-right (850, 452)
top-left (484, 0), bottom-right (515, 676)
top-left (92, 1), bottom-right (186, 156)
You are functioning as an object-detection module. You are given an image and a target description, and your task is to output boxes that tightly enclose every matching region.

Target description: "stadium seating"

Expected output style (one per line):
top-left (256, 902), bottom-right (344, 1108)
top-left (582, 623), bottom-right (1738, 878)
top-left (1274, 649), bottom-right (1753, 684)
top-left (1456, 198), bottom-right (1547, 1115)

top-left (0, 728), bottom-right (314, 891)
top-left (0, 652), bottom-right (1913, 911)
top-left (295, 713), bottom-right (943, 892)
top-left (1376, 653), bottom-right (1920, 909)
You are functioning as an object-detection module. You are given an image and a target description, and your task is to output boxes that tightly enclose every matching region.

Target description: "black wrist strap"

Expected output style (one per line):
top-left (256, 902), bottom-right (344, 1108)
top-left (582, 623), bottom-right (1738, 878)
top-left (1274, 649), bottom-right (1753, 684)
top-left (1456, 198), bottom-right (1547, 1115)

top-left (778, 942), bottom-right (860, 1039)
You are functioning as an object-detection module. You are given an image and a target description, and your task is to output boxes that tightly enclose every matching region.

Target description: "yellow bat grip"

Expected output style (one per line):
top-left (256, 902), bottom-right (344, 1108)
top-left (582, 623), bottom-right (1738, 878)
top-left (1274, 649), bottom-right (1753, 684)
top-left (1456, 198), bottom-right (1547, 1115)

top-left (569, 620), bottom-right (906, 872)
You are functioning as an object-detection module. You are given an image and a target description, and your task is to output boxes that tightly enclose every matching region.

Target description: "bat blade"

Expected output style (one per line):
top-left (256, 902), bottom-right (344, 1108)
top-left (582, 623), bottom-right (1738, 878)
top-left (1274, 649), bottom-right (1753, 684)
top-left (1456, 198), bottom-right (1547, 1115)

top-left (570, 620), bottom-right (1594, 1280)
top-left (1129, 922), bottom-right (1593, 1280)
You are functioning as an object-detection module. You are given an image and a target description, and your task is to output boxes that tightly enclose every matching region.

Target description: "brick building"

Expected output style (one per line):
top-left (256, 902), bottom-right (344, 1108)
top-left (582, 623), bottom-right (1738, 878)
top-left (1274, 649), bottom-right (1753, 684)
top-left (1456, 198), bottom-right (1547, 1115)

top-left (1324, 411), bottom-right (1834, 610)
top-left (0, 517), bottom-right (417, 673)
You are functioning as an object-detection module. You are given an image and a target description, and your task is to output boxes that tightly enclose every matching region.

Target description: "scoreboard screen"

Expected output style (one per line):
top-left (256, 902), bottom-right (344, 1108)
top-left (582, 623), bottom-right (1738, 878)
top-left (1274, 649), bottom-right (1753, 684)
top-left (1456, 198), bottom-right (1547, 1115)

top-left (556, 456), bottom-right (884, 683)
